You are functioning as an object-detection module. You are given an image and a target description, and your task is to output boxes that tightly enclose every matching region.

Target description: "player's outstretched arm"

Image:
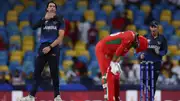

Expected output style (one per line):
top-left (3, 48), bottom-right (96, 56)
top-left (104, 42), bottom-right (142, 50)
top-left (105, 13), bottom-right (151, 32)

top-left (112, 43), bottom-right (126, 62)
top-left (110, 44), bottom-right (126, 75)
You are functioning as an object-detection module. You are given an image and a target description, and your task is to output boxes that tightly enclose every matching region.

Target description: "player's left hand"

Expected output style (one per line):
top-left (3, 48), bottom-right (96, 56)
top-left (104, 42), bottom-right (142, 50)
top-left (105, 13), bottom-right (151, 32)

top-left (42, 46), bottom-right (51, 54)
top-left (154, 48), bottom-right (159, 54)
top-left (116, 63), bottom-right (123, 74)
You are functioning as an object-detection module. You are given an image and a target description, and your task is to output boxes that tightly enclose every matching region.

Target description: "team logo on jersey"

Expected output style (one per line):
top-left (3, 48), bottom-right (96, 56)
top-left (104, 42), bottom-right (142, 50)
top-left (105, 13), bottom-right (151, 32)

top-left (53, 21), bottom-right (58, 25)
top-left (157, 41), bottom-right (161, 45)
top-left (45, 21), bottom-right (48, 24)
top-left (147, 39), bottom-right (151, 43)
top-left (43, 26), bottom-right (57, 30)
top-left (148, 45), bottom-right (160, 50)
top-left (52, 54), bottom-right (56, 56)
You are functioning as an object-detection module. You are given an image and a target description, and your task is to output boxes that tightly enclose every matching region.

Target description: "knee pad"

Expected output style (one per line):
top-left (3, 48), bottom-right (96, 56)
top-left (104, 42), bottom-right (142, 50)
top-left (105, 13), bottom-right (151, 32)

top-left (102, 73), bottom-right (108, 100)
top-left (102, 73), bottom-right (107, 88)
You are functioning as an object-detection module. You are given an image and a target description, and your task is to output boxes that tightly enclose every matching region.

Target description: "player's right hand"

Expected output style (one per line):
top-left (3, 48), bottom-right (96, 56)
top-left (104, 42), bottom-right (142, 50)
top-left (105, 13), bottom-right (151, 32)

top-left (110, 61), bottom-right (122, 75)
top-left (45, 12), bottom-right (55, 20)
top-left (45, 13), bottom-right (51, 20)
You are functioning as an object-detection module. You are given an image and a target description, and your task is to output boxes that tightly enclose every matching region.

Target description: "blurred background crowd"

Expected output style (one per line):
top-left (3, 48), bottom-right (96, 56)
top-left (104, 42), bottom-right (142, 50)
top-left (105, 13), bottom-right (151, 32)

top-left (0, 0), bottom-right (180, 91)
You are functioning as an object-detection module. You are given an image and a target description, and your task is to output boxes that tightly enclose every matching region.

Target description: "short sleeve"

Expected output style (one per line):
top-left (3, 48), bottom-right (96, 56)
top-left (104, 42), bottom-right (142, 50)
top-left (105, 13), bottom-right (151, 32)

top-left (55, 15), bottom-right (65, 30)
top-left (58, 18), bottom-right (65, 30)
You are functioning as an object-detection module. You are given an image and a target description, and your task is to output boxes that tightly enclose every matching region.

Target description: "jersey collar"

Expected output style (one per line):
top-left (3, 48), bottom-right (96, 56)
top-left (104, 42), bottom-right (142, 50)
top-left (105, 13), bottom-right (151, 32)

top-left (150, 32), bottom-right (160, 39)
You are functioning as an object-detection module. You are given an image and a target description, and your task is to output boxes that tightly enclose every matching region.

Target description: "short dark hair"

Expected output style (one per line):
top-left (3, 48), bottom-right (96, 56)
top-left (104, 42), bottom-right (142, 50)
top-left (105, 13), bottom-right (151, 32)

top-left (46, 1), bottom-right (57, 10)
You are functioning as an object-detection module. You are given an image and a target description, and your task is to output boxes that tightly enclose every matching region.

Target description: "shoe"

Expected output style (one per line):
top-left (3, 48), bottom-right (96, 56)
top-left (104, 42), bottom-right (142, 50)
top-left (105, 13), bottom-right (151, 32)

top-left (104, 94), bottom-right (108, 101)
top-left (54, 95), bottom-right (63, 101)
top-left (19, 95), bottom-right (35, 101)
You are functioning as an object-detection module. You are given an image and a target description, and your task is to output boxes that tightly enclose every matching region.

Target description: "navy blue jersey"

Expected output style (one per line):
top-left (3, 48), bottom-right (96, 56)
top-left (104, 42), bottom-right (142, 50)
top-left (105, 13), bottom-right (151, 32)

top-left (143, 34), bottom-right (167, 62)
top-left (32, 15), bottom-right (65, 43)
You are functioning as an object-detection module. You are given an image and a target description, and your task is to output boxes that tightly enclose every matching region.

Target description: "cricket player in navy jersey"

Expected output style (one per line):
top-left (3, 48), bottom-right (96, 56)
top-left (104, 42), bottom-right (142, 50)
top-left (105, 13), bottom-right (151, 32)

top-left (20, 1), bottom-right (65, 101)
top-left (140, 21), bottom-right (167, 98)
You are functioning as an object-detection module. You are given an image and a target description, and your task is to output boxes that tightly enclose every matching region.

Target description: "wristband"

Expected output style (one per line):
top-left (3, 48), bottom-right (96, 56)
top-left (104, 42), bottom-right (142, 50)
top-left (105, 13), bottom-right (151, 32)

top-left (49, 45), bottom-right (53, 49)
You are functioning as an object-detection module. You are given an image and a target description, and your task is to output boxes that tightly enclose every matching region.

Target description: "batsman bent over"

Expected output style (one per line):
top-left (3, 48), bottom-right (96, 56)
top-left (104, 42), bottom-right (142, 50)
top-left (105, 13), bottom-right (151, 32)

top-left (95, 31), bottom-right (148, 101)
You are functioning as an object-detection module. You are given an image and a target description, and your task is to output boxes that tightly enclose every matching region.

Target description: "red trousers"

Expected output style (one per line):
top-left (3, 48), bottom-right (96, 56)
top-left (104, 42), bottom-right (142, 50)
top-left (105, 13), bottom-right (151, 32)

top-left (95, 42), bottom-right (120, 101)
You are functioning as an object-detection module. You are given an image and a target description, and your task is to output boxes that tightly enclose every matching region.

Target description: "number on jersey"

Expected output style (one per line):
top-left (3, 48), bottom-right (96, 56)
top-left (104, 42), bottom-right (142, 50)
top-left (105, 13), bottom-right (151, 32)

top-left (110, 32), bottom-right (124, 36)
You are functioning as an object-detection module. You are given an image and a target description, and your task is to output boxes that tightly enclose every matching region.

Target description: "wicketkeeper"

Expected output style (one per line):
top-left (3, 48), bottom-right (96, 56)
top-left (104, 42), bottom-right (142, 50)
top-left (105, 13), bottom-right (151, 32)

top-left (140, 21), bottom-right (167, 99)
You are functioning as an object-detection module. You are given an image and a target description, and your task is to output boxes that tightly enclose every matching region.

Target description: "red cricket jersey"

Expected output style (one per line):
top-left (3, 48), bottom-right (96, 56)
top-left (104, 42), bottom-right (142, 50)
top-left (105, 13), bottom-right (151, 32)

top-left (99, 30), bottom-right (135, 57)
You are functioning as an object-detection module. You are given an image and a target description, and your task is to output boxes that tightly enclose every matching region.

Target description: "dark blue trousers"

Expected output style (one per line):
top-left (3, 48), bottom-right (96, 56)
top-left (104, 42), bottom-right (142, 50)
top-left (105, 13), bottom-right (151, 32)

top-left (30, 43), bottom-right (60, 98)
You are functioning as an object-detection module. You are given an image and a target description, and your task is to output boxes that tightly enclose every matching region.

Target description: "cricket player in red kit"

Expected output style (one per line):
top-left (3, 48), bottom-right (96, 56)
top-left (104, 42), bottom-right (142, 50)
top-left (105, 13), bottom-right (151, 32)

top-left (95, 30), bottom-right (148, 101)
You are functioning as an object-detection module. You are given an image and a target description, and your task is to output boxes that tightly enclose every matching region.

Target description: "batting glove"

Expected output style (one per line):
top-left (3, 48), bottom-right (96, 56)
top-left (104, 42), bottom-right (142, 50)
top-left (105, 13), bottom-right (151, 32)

top-left (110, 61), bottom-right (122, 75)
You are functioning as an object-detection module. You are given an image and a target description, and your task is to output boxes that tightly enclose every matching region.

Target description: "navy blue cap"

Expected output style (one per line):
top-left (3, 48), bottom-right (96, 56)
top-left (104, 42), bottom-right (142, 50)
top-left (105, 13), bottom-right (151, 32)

top-left (150, 21), bottom-right (159, 27)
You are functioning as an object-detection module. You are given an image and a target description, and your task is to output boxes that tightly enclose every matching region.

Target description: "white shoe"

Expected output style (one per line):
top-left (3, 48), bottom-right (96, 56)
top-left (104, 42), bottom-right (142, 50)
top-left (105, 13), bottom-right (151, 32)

top-left (54, 95), bottom-right (62, 101)
top-left (19, 95), bottom-right (35, 101)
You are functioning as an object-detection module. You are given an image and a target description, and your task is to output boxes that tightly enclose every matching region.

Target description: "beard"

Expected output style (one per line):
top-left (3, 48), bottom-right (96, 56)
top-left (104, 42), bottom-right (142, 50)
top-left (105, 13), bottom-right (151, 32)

top-left (152, 30), bottom-right (156, 33)
top-left (151, 30), bottom-right (158, 36)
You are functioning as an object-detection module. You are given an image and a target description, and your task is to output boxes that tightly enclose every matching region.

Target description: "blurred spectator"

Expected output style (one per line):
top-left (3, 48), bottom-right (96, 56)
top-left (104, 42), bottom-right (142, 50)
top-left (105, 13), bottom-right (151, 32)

top-left (68, 21), bottom-right (79, 46)
top-left (132, 60), bottom-right (141, 84)
top-left (114, 0), bottom-right (125, 7)
top-left (161, 56), bottom-right (174, 79)
top-left (10, 43), bottom-right (21, 51)
top-left (64, 19), bottom-right (70, 36)
top-left (78, 17), bottom-right (91, 44)
top-left (0, 35), bottom-right (6, 50)
top-left (99, 0), bottom-right (112, 5)
top-left (172, 60), bottom-right (180, 83)
top-left (0, 72), bottom-right (8, 84)
top-left (150, 0), bottom-right (161, 6)
top-left (177, 41), bottom-right (180, 49)
top-left (25, 72), bottom-right (34, 84)
top-left (168, 0), bottom-right (180, 7)
top-left (126, 0), bottom-right (140, 7)
top-left (11, 70), bottom-right (25, 86)
top-left (121, 57), bottom-right (134, 83)
top-left (59, 76), bottom-right (67, 85)
top-left (87, 26), bottom-right (98, 45)
top-left (73, 56), bottom-right (88, 76)
top-left (112, 11), bottom-right (131, 31)
top-left (93, 72), bottom-right (102, 85)
top-left (80, 67), bottom-right (94, 89)
top-left (66, 68), bottom-right (80, 84)
top-left (62, 36), bottom-right (73, 50)
top-left (157, 73), bottom-right (178, 85)
top-left (8, 0), bottom-right (16, 7)
top-left (76, 62), bottom-right (87, 76)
